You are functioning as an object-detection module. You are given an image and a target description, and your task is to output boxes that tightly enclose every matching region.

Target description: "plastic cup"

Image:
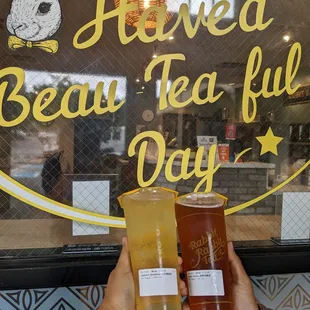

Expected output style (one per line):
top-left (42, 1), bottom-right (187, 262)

top-left (119, 187), bottom-right (181, 310)
top-left (175, 192), bottom-right (232, 310)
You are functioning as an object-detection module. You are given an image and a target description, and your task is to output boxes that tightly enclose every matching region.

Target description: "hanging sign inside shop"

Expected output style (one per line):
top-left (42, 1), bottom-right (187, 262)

top-left (0, 0), bottom-right (309, 228)
top-left (218, 144), bottom-right (229, 162)
top-left (225, 124), bottom-right (236, 141)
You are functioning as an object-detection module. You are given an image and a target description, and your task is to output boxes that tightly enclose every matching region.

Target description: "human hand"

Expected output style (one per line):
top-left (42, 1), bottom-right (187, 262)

top-left (227, 242), bottom-right (258, 310)
top-left (100, 237), bottom-right (186, 310)
top-left (180, 242), bottom-right (258, 310)
top-left (100, 237), bottom-right (135, 310)
top-left (178, 257), bottom-right (190, 310)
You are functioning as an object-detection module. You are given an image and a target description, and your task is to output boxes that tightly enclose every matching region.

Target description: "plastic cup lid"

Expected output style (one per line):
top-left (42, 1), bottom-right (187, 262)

top-left (176, 191), bottom-right (228, 208)
top-left (118, 187), bottom-right (178, 209)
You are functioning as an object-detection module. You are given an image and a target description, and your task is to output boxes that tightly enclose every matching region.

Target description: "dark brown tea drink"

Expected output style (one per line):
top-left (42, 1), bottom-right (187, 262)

top-left (175, 192), bottom-right (232, 310)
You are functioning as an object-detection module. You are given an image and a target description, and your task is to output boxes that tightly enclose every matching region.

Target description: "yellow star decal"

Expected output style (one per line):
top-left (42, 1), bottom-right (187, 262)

top-left (256, 127), bottom-right (283, 156)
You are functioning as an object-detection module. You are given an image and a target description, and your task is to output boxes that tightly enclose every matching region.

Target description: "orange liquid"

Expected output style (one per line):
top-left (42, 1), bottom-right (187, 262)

top-left (175, 198), bottom-right (233, 310)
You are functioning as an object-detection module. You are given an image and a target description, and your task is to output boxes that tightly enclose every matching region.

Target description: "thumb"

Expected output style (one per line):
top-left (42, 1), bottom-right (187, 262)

top-left (115, 237), bottom-right (131, 272)
top-left (227, 242), bottom-right (249, 285)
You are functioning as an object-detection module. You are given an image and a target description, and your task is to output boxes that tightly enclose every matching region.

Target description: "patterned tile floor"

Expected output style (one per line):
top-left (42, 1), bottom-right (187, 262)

top-left (252, 273), bottom-right (310, 310)
top-left (0, 273), bottom-right (309, 310)
top-left (0, 285), bottom-right (105, 310)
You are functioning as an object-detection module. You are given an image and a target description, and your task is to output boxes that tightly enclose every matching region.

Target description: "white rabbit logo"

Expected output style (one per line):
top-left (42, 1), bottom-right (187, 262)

top-left (6, 0), bottom-right (62, 53)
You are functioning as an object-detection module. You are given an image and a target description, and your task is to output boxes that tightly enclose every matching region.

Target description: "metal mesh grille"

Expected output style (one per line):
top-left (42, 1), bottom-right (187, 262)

top-left (0, 0), bottom-right (309, 258)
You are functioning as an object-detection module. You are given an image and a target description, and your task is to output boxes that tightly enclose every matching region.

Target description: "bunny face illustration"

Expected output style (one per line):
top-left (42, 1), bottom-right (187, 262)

top-left (6, 0), bottom-right (61, 42)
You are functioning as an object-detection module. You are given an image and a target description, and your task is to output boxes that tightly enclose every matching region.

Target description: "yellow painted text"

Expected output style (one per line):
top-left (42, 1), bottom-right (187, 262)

top-left (128, 131), bottom-right (221, 192)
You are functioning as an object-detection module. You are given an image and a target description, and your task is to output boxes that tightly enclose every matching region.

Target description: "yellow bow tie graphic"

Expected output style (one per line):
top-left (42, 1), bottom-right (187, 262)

top-left (8, 35), bottom-right (58, 54)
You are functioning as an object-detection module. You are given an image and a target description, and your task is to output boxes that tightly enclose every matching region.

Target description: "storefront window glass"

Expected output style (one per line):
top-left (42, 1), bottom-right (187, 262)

top-left (0, 0), bottom-right (309, 257)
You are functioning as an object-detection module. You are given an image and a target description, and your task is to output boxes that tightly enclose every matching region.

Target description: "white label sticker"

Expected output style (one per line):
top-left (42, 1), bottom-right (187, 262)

top-left (188, 270), bottom-right (224, 296)
top-left (139, 268), bottom-right (178, 297)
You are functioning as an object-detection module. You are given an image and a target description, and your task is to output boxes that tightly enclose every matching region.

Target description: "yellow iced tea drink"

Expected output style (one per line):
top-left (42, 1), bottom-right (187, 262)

top-left (119, 187), bottom-right (181, 310)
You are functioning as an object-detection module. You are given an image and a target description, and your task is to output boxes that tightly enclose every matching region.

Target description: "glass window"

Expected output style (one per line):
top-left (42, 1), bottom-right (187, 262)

top-left (0, 0), bottom-right (309, 258)
top-left (167, 0), bottom-right (235, 18)
top-left (190, 0), bottom-right (213, 16)
top-left (156, 79), bottom-right (172, 97)
top-left (214, 0), bottom-right (234, 18)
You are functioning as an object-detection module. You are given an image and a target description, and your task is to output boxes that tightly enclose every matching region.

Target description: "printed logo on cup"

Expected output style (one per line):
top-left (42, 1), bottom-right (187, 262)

top-left (188, 229), bottom-right (226, 268)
